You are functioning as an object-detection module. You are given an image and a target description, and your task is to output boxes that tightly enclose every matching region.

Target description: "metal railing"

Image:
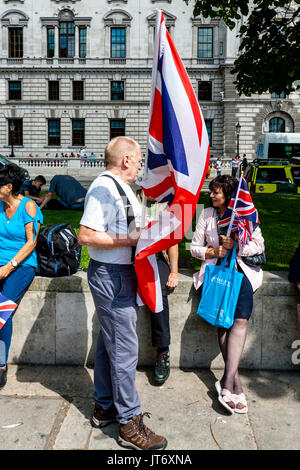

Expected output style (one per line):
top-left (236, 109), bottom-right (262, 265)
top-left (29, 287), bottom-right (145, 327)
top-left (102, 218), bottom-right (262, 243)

top-left (18, 157), bottom-right (69, 168)
top-left (81, 158), bottom-right (105, 168)
top-left (15, 157), bottom-right (110, 169)
top-left (0, 56), bottom-right (225, 68)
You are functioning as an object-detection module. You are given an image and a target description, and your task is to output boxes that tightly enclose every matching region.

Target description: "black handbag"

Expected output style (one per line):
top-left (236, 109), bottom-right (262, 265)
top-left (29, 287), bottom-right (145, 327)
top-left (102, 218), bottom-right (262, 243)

top-left (242, 252), bottom-right (266, 267)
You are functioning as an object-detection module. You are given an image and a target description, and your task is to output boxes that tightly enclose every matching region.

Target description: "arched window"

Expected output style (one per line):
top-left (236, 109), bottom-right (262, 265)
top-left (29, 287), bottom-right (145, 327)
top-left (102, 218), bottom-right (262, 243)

top-left (269, 117), bottom-right (285, 133)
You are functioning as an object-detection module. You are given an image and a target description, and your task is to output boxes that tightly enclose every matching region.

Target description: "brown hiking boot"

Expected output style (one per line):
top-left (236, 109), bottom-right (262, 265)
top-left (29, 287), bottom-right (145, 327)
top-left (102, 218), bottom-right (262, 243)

top-left (118, 412), bottom-right (167, 450)
top-left (91, 403), bottom-right (117, 428)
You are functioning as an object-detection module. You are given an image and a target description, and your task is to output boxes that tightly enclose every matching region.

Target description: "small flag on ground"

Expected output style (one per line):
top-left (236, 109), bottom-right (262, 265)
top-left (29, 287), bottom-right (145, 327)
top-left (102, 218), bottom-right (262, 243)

top-left (0, 293), bottom-right (17, 330)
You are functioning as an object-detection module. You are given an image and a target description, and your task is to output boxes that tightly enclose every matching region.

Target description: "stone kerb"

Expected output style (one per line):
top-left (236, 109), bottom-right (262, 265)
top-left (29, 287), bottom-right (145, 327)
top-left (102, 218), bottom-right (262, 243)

top-left (8, 271), bottom-right (300, 370)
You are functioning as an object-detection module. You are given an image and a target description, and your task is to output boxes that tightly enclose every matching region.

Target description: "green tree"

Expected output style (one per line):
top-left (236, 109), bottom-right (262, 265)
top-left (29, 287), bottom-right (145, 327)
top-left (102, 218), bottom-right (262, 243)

top-left (184, 0), bottom-right (300, 96)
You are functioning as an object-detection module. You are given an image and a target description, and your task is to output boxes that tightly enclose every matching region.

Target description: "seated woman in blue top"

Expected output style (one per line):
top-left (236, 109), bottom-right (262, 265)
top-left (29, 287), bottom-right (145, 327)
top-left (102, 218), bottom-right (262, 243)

top-left (0, 164), bottom-right (43, 388)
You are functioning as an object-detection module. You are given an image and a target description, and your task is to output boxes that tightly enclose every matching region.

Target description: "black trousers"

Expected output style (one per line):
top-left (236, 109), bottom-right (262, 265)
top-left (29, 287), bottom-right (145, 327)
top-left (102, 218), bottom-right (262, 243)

top-left (150, 256), bottom-right (171, 349)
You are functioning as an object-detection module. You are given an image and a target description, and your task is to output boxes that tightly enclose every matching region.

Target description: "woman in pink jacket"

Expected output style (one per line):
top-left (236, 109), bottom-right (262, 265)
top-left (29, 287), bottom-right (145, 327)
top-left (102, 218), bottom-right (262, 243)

top-left (190, 175), bottom-right (265, 414)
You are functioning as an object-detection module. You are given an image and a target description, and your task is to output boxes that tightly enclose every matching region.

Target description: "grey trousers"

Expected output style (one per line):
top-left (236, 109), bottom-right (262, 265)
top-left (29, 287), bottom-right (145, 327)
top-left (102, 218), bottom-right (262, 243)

top-left (88, 259), bottom-right (142, 424)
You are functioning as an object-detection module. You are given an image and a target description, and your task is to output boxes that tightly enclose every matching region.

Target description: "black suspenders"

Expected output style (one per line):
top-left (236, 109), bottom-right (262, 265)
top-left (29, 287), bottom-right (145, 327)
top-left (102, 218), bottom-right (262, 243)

top-left (101, 174), bottom-right (136, 263)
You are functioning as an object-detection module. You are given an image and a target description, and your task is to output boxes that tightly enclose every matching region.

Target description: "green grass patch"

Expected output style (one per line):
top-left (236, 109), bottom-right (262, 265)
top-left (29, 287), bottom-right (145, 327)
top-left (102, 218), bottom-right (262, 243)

top-left (42, 194), bottom-right (300, 272)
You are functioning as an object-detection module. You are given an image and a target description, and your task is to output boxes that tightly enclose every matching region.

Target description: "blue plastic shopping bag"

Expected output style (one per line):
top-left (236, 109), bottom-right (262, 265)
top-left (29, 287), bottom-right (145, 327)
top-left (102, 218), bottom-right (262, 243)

top-left (197, 242), bottom-right (244, 328)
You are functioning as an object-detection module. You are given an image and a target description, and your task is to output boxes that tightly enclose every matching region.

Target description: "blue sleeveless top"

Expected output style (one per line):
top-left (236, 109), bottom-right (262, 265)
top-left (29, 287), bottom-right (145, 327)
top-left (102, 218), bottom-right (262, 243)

top-left (0, 197), bottom-right (43, 268)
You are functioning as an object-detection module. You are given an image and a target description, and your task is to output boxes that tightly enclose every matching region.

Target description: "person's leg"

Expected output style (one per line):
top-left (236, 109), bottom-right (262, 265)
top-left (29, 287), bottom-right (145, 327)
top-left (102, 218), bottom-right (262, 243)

top-left (45, 199), bottom-right (66, 210)
top-left (297, 283), bottom-right (300, 327)
top-left (217, 328), bottom-right (243, 394)
top-left (93, 328), bottom-right (114, 409)
top-left (69, 202), bottom-right (85, 210)
top-left (88, 261), bottom-right (141, 424)
top-left (221, 318), bottom-right (248, 394)
top-left (150, 258), bottom-right (171, 384)
top-left (0, 266), bottom-right (36, 385)
top-left (217, 273), bottom-right (253, 410)
top-left (0, 316), bottom-right (12, 367)
top-left (150, 258), bottom-right (171, 350)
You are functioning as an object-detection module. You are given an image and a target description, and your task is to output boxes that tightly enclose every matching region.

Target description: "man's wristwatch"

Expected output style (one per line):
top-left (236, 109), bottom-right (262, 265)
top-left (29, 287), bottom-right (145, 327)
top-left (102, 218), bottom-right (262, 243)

top-left (10, 258), bottom-right (18, 268)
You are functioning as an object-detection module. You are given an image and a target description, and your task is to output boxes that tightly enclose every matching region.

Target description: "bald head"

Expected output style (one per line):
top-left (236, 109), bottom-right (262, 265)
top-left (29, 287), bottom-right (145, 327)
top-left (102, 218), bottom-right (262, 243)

top-left (104, 136), bottom-right (141, 169)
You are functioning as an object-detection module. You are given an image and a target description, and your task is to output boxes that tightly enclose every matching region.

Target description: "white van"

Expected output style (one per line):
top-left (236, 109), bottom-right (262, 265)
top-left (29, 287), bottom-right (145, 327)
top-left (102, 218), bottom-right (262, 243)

top-left (256, 133), bottom-right (300, 160)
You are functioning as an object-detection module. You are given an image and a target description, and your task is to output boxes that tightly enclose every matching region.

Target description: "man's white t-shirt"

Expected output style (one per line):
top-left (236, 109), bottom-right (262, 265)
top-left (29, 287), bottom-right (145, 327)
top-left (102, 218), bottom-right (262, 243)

top-left (80, 170), bottom-right (142, 264)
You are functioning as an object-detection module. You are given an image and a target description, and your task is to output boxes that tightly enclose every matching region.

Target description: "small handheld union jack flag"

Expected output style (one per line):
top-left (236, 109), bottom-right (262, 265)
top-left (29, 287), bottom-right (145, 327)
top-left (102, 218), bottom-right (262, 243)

top-left (219, 174), bottom-right (260, 248)
top-left (0, 293), bottom-right (17, 330)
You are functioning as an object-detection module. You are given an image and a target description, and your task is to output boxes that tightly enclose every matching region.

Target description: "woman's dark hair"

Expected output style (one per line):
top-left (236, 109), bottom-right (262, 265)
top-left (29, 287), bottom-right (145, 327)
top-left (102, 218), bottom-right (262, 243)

top-left (209, 175), bottom-right (239, 206)
top-left (0, 163), bottom-right (27, 195)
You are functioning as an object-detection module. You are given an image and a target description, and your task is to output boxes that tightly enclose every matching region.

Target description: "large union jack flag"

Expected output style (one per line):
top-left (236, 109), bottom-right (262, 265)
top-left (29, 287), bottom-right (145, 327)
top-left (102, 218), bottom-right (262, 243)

top-left (134, 10), bottom-right (210, 313)
top-left (0, 293), bottom-right (17, 330)
top-left (218, 175), bottom-right (260, 248)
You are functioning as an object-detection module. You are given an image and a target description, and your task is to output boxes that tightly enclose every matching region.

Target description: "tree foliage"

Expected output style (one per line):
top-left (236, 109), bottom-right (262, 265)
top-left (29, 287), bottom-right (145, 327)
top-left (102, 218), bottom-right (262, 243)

top-left (184, 0), bottom-right (300, 96)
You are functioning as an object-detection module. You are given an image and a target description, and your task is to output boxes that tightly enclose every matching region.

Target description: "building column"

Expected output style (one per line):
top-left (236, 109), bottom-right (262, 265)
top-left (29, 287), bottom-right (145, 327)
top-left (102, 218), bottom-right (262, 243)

top-left (75, 25), bottom-right (79, 58)
top-left (54, 26), bottom-right (59, 58)
top-left (42, 25), bottom-right (47, 57)
top-left (1, 25), bottom-right (8, 58)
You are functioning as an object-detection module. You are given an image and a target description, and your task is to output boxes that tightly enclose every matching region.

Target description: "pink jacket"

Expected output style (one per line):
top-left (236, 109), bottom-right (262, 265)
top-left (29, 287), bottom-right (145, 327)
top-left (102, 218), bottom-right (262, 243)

top-left (190, 207), bottom-right (265, 293)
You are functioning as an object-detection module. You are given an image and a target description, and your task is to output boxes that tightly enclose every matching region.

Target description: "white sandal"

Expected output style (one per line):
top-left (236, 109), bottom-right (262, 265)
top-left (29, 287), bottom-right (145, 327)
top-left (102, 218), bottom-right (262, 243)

top-left (215, 380), bottom-right (222, 396)
top-left (218, 388), bottom-right (235, 414)
top-left (233, 393), bottom-right (248, 414)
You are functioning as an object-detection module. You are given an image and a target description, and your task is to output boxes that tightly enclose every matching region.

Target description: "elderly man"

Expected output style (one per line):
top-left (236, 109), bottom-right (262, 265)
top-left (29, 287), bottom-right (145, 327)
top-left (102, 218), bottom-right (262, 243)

top-left (78, 136), bottom-right (167, 451)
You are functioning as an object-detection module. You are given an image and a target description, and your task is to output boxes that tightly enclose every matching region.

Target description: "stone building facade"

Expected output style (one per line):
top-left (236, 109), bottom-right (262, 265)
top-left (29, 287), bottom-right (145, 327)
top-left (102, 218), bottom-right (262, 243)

top-left (0, 0), bottom-right (299, 160)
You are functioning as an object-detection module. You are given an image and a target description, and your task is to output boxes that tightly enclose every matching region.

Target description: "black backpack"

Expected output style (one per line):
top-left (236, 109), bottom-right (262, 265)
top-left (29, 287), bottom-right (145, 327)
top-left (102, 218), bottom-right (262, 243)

top-left (36, 223), bottom-right (82, 277)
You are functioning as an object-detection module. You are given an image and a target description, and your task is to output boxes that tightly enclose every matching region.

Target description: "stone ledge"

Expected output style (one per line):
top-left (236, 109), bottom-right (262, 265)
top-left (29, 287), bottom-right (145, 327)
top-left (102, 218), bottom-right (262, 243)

top-left (8, 270), bottom-right (300, 370)
top-left (28, 270), bottom-right (299, 296)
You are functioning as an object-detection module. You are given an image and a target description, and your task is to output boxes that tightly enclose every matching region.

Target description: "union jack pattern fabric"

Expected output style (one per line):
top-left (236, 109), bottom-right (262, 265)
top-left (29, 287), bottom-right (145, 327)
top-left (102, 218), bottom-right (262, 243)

top-left (0, 293), bottom-right (17, 330)
top-left (135, 10), bottom-right (210, 313)
top-left (218, 175), bottom-right (260, 248)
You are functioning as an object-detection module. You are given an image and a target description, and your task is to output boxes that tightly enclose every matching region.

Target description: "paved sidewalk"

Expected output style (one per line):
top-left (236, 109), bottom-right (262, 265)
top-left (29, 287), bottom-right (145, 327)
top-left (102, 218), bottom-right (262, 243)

top-left (0, 366), bottom-right (300, 451)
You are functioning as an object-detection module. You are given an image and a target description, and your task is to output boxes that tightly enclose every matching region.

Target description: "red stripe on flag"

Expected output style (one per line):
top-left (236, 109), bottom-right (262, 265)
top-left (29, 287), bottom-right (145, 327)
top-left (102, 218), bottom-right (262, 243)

top-left (135, 257), bottom-right (157, 312)
top-left (142, 176), bottom-right (174, 199)
top-left (149, 88), bottom-right (163, 143)
top-left (238, 189), bottom-right (254, 203)
top-left (0, 304), bottom-right (17, 311)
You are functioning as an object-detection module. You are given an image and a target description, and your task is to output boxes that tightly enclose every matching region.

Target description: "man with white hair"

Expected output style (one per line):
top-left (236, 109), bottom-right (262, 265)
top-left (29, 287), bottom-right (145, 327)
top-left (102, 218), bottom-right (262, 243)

top-left (78, 136), bottom-right (167, 451)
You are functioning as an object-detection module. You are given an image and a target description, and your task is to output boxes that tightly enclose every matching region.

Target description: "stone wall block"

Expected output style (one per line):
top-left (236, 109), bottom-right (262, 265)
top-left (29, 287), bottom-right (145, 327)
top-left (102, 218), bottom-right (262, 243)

top-left (9, 292), bottom-right (56, 364)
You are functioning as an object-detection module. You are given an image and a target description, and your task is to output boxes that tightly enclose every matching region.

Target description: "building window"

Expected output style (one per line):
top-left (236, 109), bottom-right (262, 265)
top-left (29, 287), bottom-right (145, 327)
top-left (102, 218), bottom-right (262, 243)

top-left (47, 27), bottom-right (55, 57)
top-left (111, 81), bottom-right (124, 101)
top-left (269, 117), bottom-right (285, 133)
top-left (9, 28), bottom-right (23, 58)
top-left (110, 119), bottom-right (125, 140)
top-left (111, 27), bottom-right (126, 58)
top-left (59, 21), bottom-right (75, 58)
top-left (48, 119), bottom-right (61, 146)
top-left (271, 92), bottom-right (286, 99)
top-left (79, 27), bottom-right (87, 58)
top-left (73, 81), bottom-right (84, 101)
top-left (48, 81), bottom-right (59, 101)
top-left (205, 120), bottom-right (212, 146)
top-left (72, 119), bottom-right (85, 146)
top-left (8, 81), bottom-right (21, 100)
top-left (198, 27), bottom-right (213, 58)
top-left (8, 119), bottom-right (23, 146)
top-left (198, 81), bottom-right (212, 101)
